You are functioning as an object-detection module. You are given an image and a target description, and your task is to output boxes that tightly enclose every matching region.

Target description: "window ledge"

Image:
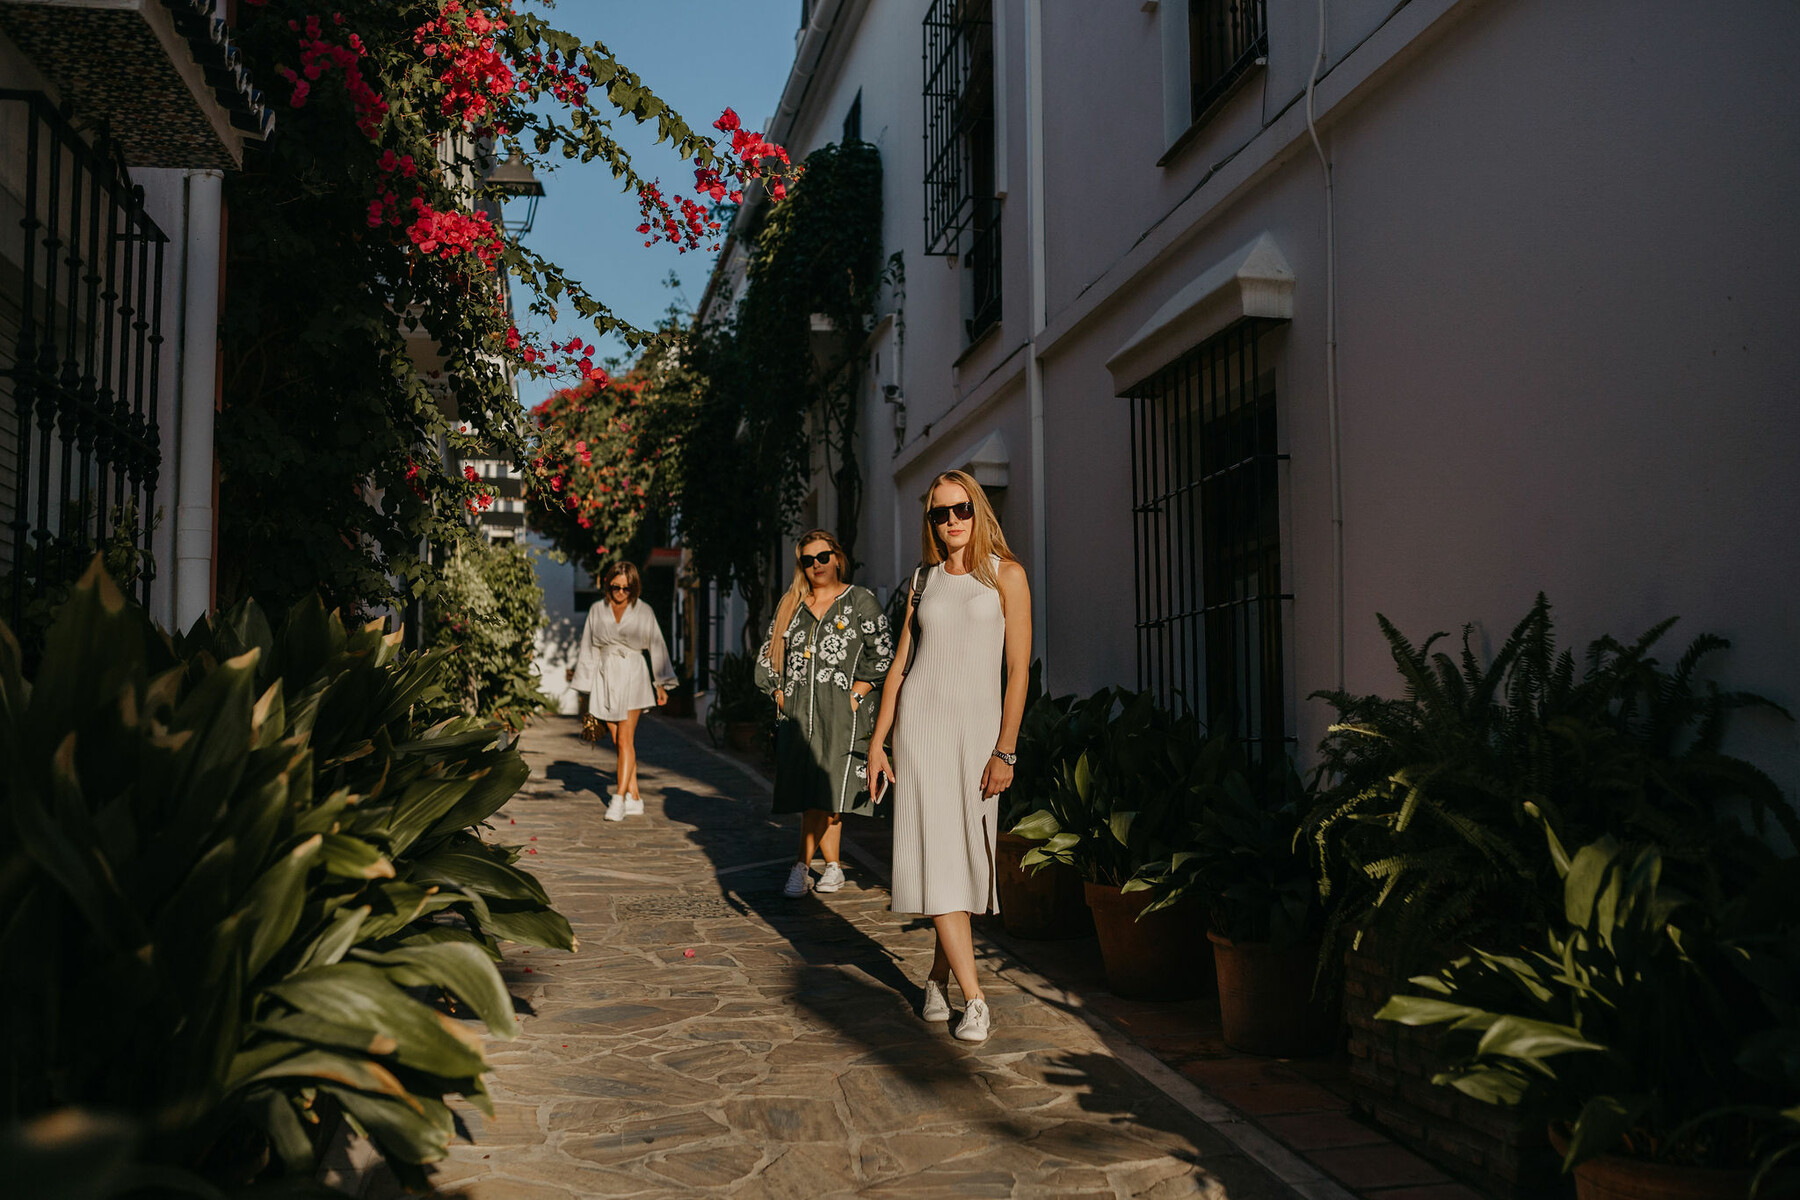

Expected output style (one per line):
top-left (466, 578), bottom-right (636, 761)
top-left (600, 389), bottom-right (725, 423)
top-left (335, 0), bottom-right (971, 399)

top-left (954, 317), bottom-right (1002, 368)
top-left (1157, 60), bottom-right (1265, 168)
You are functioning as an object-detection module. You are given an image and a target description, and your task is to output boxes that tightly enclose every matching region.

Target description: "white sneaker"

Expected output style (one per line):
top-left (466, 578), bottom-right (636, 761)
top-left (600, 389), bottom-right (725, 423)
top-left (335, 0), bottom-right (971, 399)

top-left (782, 862), bottom-right (812, 898)
top-left (954, 998), bottom-right (991, 1043)
top-left (815, 862), bottom-right (844, 893)
top-left (921, 980), bottom-right (951, 1022)
top-left (603, 794), bottom-right (626, 822)
top-left (623, 794), bottom-right (644, 816)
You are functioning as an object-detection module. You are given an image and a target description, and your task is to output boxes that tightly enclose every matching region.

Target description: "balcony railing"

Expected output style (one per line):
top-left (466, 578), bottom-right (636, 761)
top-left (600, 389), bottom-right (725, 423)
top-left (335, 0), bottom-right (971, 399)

top-left (0, 91), bottom-right (168, 627)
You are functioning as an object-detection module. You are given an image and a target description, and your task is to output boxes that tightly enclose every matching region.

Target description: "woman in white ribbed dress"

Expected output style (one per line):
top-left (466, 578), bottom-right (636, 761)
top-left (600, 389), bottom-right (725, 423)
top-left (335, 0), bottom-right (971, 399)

top-left (570, 561), bottom-right (676, 822)
top-left (867, 470), bottom-right (1032, 1044)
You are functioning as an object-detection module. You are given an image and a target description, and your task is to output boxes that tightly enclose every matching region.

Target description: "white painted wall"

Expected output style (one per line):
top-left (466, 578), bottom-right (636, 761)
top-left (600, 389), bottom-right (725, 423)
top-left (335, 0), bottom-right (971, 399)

top-left (527, 530), bottom-right (586, 715)
top-left (707, 0), bottom-right (1800, 803)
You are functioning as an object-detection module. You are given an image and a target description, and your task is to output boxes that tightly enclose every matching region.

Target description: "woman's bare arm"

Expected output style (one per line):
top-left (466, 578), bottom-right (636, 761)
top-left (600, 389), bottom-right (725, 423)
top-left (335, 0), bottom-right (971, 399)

top-left (980, 560), bottom-right (1033, 798)
top-left (866, 599), bottom-right (915, 798)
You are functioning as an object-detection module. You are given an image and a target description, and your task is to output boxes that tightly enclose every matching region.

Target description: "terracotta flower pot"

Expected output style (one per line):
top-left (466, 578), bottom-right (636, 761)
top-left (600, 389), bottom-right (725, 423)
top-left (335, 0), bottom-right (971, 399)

top-left (1547, 1126), bottom-right (1754, 1200)
top-left (1083, 881), bottom-right (1209, 1000)
top-left (1208, 933), bottom-right (1338, 1057)
top-left (725, 720), bottom-right (763, 754)
top-left (995, 831), bottom-right (1093, 940)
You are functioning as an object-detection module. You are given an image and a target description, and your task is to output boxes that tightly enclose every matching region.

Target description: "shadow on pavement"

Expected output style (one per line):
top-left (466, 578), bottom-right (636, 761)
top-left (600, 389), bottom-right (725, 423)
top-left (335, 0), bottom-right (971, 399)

top-left (544, 755), bottom-right (612, 797)
top-left (643, 720), bottom-right (1234, 1171)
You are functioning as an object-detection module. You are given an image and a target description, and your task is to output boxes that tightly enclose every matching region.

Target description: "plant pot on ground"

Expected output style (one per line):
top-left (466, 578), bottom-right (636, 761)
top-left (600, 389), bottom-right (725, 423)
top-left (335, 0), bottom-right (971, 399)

top-left (1547, 1126), bottom-right (1753, 1200)
top-left (1377, 814), bottom-right (1800, 1197)
top-left (995, 830), bottom-right (1092, 939)
top-left (1130, 750), bottom-right (1338, 1054)
top-left (1012, 687), bottom-right (1224, 998)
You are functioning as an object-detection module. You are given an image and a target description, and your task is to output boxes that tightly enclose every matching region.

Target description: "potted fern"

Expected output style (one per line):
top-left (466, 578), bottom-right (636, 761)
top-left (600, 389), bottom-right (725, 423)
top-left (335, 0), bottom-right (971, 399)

top-left (1377, 811), bottom-right (1799, 1199)
top-left (1014, 689), bottom-right (1218, 999)
top-left (1304, 595), bottom-right (1795, 976)
top-left (1131, 759), bottom-right (1337, 1056)
top-left (1309, 595), bottom-right (1797, 1193)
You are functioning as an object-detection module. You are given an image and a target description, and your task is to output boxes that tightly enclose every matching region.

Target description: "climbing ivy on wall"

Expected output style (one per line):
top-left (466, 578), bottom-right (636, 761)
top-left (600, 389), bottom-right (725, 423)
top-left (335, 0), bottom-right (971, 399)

top-left (663, 139), bottom-right (885, 645)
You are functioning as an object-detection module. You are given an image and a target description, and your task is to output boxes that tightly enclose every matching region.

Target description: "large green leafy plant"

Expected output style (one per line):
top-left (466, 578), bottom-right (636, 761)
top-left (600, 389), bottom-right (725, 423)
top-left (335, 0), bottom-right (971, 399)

top-left (1304, 595), bottom-right (1795, 970)
top-left (1127, 760), bottom-right (1324, 946)
top-left (999, 662), bottom-right (1074, 832)
top-left (1013, 689), bottom-right (1223, 889)
top-left (0, 562), bottom-right (572, 1194)
top-left (423, 536), bottom-right (552, 729)
top-left (1376, 813), bottom-right (1799, 1184)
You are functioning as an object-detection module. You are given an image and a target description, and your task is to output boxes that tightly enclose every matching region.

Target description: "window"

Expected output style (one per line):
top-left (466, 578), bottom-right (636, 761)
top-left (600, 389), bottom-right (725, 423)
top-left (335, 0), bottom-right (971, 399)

top-left (1127, 319), bottom-right (1289, 761)
top-left (842, 90), bottom-right (862, 144)
top-left (0, 91), bottom-right (168, 629)
top-left (1188, 0), bottom-right (1267, 123)
top-left (923, 0), bottom-right (1000, 340)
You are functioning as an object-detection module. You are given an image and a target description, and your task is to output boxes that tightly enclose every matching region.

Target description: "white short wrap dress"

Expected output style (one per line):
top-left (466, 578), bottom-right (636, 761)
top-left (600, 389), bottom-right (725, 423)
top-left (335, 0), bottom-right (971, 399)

top-left (569, 599), bottom-right (677, 722)
top-left (890, 559), bottom-right (1005, 918)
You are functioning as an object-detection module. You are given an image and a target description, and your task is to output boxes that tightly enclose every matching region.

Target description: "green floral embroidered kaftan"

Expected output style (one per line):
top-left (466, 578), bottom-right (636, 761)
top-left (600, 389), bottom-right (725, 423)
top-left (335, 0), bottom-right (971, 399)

top-left (755, 584), bottom-right (894, 816)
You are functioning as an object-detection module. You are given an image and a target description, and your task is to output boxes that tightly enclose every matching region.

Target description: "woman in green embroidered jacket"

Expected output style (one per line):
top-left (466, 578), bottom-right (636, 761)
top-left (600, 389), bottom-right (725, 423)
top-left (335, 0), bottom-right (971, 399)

top-left (756, 529), bottom-right (895, 899)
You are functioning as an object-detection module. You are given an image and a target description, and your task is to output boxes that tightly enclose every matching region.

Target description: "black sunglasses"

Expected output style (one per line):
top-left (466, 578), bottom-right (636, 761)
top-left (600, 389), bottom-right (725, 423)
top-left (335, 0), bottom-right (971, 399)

top-left (608, 583), bottom-right (631, 593)
top-left (798, 550), bottom-right (834, 568)
top-left (928, 501), bottom-right (975, 526)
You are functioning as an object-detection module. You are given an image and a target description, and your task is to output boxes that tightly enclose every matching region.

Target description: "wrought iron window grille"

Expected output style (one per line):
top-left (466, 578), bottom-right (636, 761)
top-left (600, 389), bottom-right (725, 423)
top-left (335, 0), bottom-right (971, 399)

top-left (0, 91), bottom-right (168, 630)
top-left (963, 196), bottom-right (1001, 342)
top-left (1189, 0), bottom-right (1268, 125)
top-left (1127, 318), bottom-right (1292, 764)
top-left (922, 0), bottom-right (994, 259)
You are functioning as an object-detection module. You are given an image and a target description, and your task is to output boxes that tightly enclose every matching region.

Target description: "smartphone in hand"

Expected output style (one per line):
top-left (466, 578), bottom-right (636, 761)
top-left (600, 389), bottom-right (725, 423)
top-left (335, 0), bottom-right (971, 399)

top-left (872, 771), bottom-right (892, 806)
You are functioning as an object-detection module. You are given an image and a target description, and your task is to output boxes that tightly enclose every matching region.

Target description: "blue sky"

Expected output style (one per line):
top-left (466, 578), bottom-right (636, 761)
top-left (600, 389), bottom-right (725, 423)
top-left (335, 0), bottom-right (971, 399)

top-left (506, 1), bottom-right (800, 407)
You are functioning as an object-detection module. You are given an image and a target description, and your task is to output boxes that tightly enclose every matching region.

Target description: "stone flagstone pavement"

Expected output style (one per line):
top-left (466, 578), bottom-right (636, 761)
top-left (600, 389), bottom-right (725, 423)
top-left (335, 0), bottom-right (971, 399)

top-left (406, 715), bottom-right (1323, 1199)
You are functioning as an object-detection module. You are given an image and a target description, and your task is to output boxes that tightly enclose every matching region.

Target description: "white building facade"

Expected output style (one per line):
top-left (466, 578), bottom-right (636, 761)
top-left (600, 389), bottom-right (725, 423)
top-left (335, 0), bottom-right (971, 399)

top-left (0, 0), bottom-right (273, 638)
top-left (699, 0), bottom-right (1800, 793)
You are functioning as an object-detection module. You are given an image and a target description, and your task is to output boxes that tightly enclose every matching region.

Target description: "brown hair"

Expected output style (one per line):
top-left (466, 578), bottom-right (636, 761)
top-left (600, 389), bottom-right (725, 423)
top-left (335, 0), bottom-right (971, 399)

top-left (600, 560), bottom-right (641, 604)
top-left (919, 470), bottom-right (1015, 588)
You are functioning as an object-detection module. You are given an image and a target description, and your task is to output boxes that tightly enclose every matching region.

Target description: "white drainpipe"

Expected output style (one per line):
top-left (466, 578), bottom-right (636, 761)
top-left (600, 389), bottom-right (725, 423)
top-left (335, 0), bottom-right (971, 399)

top-left (174, 169), bottom-right (223, 631)
top-left (1025, 0), bottom-right (1049, 665)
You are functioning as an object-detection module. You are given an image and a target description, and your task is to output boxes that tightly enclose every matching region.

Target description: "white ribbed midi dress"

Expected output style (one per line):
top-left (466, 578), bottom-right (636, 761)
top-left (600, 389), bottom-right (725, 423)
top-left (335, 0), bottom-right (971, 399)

top-left (890, 559), bottom-right (1005, 917)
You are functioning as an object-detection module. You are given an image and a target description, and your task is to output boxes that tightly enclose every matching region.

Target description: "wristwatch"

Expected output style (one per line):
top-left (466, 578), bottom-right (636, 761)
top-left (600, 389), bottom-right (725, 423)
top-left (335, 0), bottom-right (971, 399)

top-left (990, 749), bottom-right (1017, 766)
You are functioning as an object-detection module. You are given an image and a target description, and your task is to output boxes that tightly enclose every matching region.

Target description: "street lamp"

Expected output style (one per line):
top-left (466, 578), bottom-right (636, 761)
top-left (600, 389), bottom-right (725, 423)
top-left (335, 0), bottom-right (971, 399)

top-left (483, 149), bottom-right (546, 237)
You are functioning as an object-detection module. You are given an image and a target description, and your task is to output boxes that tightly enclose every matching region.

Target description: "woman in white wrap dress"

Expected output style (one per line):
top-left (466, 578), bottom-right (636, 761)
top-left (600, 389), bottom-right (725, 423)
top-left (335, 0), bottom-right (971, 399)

top-left (867, 470), bottom-right (1032, 1045)
top-left (571, 561), bottom-right (676, 822)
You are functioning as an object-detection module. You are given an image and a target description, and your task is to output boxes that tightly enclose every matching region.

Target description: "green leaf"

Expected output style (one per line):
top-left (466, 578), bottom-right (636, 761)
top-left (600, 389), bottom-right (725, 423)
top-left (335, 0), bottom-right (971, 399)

top-left (232, 1045), bottom-right (410, 1098)
top-left (1008, 810), bottom-right (1062, 840)
top-left (407, 842), bottom-right (550, 904)
top-left (242, 835), bottom-right (323, 978)
top-left (1375, 995), bottom-right (1489, 1027)
top-left (476, 904), bottom-right (577, 951)
top-left (318, 833), bottom-right (395, 880)
top-left (250, 1011), bottom-right (398, 1059)
top-left (320, 1086), bottom-right (452, 1166)
top-left (1439, 1065), bottom-right (1532, 1106)
top-left (1473, 1015), bottom-right (1606, 1063)
top-left (353, 941), bottom-right (519, 1038)
top-left (263, 964), bottom-right (487, 1078)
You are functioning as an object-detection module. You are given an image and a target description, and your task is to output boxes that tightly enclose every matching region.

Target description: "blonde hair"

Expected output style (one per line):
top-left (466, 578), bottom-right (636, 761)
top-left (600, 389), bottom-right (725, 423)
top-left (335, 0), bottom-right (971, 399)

top-left (781, 529), bottom-right (851, 617)
top-left (600, 560), bottom-right (641, 604)
top-left (920, 470), bottom-right (1015, 588)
